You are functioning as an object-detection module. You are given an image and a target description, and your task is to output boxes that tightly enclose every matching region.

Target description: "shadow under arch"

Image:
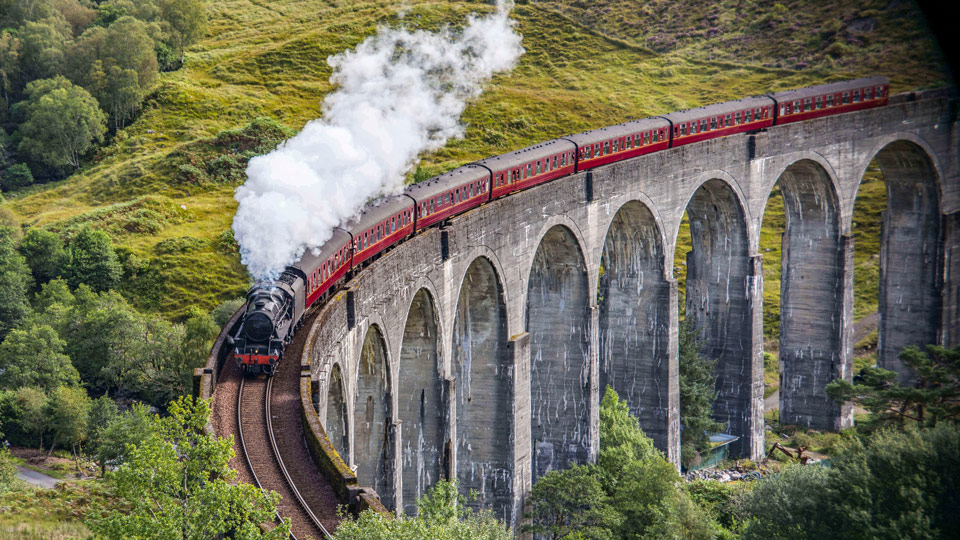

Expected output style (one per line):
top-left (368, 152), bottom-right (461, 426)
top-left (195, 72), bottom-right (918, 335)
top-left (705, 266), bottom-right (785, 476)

top-left (325, 362), bottom-right (349, 460)
top-left (526, 225), bottom-right (591, 481)
top-left (868, 140), bottom-right (942, 380)
top-left (598, 200), bottom-right (673, 453)
top-left (681, 178), bottom-right (759, 458)
top-left (452, 255), bottom-right (513, 522)
top-left (354, 324), bottom-right (393, 509)
top-left (766, 159), bottom-right (851, 430)
top-left (397, 288), bottom-right (444, 516)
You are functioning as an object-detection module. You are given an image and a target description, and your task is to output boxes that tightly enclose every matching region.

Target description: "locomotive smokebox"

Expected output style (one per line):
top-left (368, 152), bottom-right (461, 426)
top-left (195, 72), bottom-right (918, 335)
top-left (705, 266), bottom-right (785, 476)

top-left (244, 311), bottom-right (275, 342)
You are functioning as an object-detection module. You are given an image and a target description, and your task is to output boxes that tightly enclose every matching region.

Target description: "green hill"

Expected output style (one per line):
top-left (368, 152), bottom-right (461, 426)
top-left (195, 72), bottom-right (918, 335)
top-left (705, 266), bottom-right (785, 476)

top-left (3, 0), bottom-right (949, 320)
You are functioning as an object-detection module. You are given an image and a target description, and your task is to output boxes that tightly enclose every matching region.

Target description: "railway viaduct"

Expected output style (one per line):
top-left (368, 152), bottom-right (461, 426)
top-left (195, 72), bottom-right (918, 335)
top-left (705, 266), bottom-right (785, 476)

top-left (298, 90), bottom-right (959, 526)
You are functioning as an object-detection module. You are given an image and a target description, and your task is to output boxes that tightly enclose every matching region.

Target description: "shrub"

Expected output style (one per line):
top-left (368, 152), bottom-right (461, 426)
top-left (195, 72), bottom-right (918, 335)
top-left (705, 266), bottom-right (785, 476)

top-left (1, 163), bottom-right (34, 191)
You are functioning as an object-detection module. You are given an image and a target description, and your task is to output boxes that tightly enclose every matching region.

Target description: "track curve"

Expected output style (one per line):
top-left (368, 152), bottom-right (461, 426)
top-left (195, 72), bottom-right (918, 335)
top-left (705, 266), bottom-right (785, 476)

top-left (215, 309), bottom-right (341, 539)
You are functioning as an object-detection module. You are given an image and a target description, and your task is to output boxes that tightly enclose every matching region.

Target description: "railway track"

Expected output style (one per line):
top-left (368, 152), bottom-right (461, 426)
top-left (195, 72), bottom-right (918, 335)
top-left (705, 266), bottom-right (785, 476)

top-left (237, 373), bottom-right (334, 540)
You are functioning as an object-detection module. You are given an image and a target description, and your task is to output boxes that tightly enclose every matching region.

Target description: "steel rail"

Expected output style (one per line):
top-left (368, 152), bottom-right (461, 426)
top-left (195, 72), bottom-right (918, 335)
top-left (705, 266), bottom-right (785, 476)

top-left (265, 375), bottom-right (334, 539)
top-left (237, 376), bottom-right (299, 540)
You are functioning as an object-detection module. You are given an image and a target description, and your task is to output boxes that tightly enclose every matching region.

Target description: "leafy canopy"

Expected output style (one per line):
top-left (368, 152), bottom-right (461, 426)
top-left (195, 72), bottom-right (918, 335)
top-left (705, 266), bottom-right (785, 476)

top-left (86, 395), bottom-right (290, 540)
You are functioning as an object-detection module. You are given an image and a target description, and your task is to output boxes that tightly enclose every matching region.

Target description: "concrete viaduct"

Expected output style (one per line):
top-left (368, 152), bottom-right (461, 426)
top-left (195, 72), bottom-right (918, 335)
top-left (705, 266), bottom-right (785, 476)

top-left (301, 90), bottom-right (959, 526)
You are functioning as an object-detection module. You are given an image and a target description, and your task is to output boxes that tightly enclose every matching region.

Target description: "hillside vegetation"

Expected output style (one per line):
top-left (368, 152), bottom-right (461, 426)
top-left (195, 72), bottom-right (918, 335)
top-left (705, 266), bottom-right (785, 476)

top-left (3, 0), bottom-right (950, 319)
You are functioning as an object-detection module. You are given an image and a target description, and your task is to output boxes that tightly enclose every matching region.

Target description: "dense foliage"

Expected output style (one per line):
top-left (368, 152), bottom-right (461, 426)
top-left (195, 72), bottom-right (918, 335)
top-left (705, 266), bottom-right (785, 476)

top-left (740, 423), bottom-right (960, 540)
top-left (333, 479), bottom-right (512, 540)
top-left (86, 395), bottom-right (289, 540)
top-left (524, 388), bottom-right (719, 539)
top-left (0, 0), bottom-right (207, 181)
top-left (827, 344), bottom-right (960, 429)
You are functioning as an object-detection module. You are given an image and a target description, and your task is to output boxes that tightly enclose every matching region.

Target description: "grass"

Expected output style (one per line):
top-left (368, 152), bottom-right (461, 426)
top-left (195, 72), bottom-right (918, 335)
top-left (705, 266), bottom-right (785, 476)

top-left (1, 0), bottom-right (948, 320)
top-left (0, 481), bottom-right (107, 540)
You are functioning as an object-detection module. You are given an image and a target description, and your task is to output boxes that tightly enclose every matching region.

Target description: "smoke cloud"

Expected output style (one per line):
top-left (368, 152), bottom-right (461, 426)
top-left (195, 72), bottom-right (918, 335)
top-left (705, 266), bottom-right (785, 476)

top-left (233, 2), bottom-right (524, 280)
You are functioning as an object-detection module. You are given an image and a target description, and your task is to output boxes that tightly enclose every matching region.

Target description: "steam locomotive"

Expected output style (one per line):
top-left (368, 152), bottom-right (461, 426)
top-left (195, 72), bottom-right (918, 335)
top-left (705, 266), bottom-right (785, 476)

top-left (230, 77), bottom-right (890, 375)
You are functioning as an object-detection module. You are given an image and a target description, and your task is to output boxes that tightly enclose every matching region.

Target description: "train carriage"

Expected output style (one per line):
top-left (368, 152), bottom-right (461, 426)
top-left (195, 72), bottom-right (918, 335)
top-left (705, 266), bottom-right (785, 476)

top-left (345, 194), bottom-right (416, 267)
top-left (770, 76), bottom-right (889, 125)
top-left (563, 117), bottom-right (671, 172)
top-left (663, 95), bottom-right (775, 148)
top-left (479, 138), bottom-right (576, 199)
top-left (296, 228), bottom-right (353, 309)
top-left (406, 165), bottom-right (490, 231)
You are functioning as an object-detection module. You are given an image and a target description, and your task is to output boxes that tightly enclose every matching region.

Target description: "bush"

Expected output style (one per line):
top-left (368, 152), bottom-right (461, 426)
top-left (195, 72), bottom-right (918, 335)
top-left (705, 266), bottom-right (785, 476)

top-left (211, 297), bottom-right (244, 328)
top-left (1, 164), bottom-right (34, 191)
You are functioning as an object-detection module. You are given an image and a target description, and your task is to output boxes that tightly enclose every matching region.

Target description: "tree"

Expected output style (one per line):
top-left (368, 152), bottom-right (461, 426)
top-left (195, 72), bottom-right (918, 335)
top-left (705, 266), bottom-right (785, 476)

top-left (597, 387), bottom-right (659, 493)
top-left (16, 386), bottom-right (47, 448)
top-left (86, 395), bottom-right (291, 540)
top-left (18, 228), bottom-right (66, 285)
top-left (0, 30), bottom-right (22, 104)
top-left (678, 319), bottom-right (724, 467)
top-left (523, 465), bottom-right (619, 540)
top-left (827, 344), bottom-right (960, 428)
top-left (0, 323), bottom-right (80, 390)
top-left (334, 479), bottom-right (512, 540)
top-left (1, 163), bottom-right (34, 191)
top-left (16, 76), bottom-right (106, 170)
top-left (596, 388), bottom-right (717, 540)
top-left (89, 400), bottom-right (153, 476)
top-left (44, 384), bottom-right (90, 458)
top-left (0, 229), bottom-right (33, 340)
top-left (740, 424), bottom-right (960, 540)
top-left (66, 226), bottom-right (121, 291)
top-left (159, 0), bottom-right (207, 62)
top-left (68, 16), bottom-right (158, 128)
top-left (17, 20), bottom-right (67, 82)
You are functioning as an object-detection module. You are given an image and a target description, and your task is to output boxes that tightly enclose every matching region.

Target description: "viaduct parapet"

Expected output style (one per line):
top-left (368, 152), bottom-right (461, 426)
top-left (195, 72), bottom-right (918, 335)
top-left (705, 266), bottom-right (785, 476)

top-left (302, 91), bottom-right (959, 526)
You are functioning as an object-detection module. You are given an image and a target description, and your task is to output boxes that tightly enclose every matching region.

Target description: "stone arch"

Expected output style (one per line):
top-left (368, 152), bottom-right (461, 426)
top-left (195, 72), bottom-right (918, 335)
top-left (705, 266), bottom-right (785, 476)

top-left (598, 200), bottom-right (673, 451)
top-left (397, 289), bottom-right (444, 516)
top-left (527, 225), bottom-right (591, 481)
top-left (452, 256), bottom-right (512, 520)
top-left (765, 159), bottom-right (850, 429)
top-left (326, 363), bottom-right (349, 459)
top-left (522, 215), bottom-right (593, 310)
top-left (862, 139), bottom-right (942, 381)
top-left (681, 178), bottom-right (759, 458)
top-left (354, 324), bottom-right (393, 508)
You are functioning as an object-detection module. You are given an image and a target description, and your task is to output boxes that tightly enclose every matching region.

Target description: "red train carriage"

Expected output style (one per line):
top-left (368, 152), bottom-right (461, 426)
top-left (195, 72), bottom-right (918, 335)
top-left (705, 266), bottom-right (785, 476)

top-left (663, 95), bottom-right (775, 148)
top-left (770, 76), bottom-right (889, 125)
top-left (406, 165), bottom-right (490, 231)
top-left (479, 138), bottom-right (576, 199)
top-left (298, 228), bottom-right (353, 308)
top-left (345, 194), bottom-right (416, 267)
top-left (563, 117), bottom-right (671, 172)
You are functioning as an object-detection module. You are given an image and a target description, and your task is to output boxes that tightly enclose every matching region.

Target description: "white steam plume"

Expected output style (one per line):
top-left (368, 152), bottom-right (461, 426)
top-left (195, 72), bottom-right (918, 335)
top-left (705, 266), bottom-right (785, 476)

top-left (233, 2), bottom-right (524, 280)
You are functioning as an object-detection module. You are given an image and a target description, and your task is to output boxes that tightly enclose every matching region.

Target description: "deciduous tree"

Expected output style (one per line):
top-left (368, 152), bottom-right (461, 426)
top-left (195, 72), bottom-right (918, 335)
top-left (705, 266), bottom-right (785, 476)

top-left (86, 396), bottom-right (290, 540)
top-left (0, 323), bottom-right (79, 390)
top-left (18, 228), bottom-right (66, 285)
top-left (66, 226), bottom-right (121, 291)
top-left (16, 76), bottom-right (106, 170)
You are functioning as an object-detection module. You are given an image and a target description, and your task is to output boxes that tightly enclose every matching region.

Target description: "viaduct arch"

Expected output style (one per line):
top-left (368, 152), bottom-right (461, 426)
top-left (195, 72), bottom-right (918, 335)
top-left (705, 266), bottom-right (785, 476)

top-left (302, 92), bottom-right (959, 524)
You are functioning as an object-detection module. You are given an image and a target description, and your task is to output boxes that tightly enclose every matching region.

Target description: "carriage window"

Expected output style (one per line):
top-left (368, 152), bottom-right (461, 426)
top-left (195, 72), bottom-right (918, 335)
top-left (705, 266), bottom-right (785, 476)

top-left (726, 115), bottom-right (732, 126)
top-left (864, 88), bottom-right (872, 99)
top-left (710, 118), bottom-right (717, 130)
top-left (527, 163), bottom-right (533, 177)
top-left (804, 99), bottom-right (812, 111)
top-left (552, 155), bottom-right (558, 169)
top-left (612, 139), bottom-right (618, 152)
top-left (815, 96), bottom-right (823, 109)
top-left (853, 90), bottom-right (860, 103)
top-left (680, 124), bottom-right (686, 136)
top-left (536, 161), bottom-right (541, 174)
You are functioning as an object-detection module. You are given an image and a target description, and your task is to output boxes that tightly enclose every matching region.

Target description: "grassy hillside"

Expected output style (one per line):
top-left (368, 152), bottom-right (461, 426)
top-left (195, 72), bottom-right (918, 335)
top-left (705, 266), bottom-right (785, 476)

top-left (2, 0), bottom-right (949, 320)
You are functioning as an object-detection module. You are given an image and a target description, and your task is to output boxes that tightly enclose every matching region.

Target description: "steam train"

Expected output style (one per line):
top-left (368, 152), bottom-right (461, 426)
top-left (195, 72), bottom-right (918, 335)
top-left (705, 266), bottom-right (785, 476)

top-left (230, 77), bottom-right (890, 375)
